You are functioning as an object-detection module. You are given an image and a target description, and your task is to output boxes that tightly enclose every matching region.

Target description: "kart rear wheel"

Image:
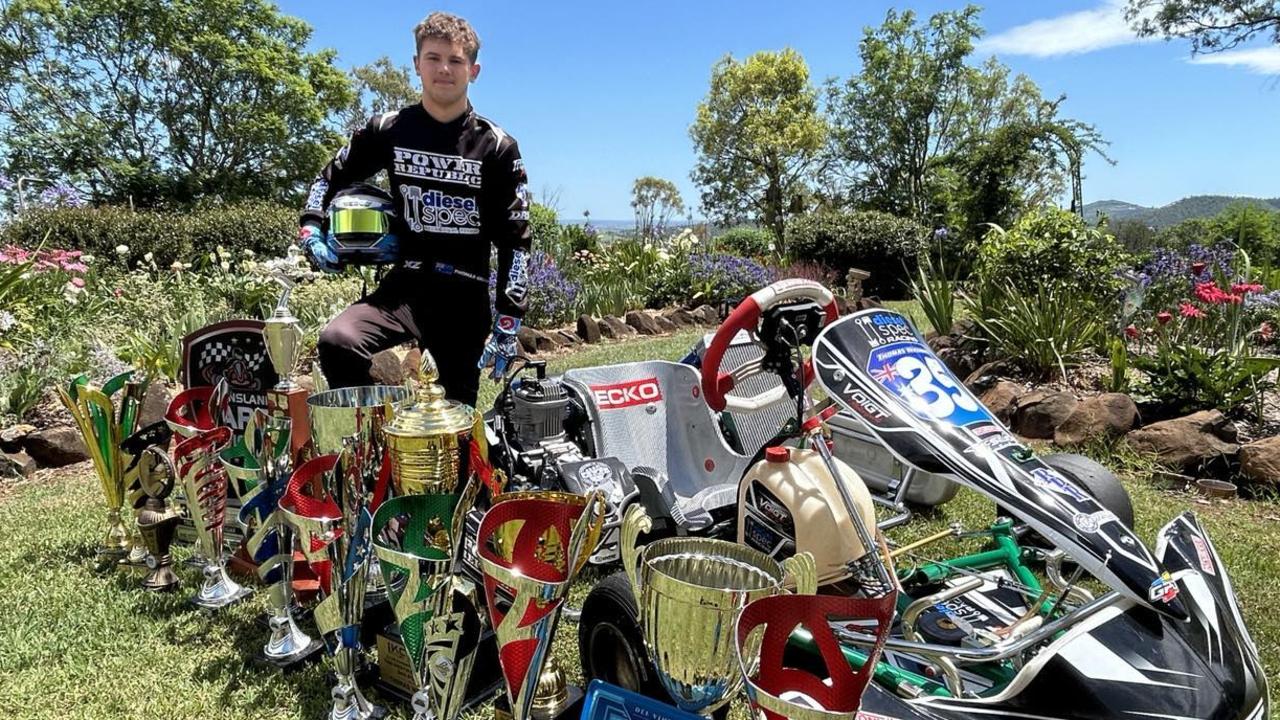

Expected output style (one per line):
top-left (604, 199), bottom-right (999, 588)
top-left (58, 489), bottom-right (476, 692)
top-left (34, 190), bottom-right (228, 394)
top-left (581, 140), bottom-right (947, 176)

top-left (999, 453), bottom-right (1134, 548)
top-left (578, 571), bottom-right (667, 701)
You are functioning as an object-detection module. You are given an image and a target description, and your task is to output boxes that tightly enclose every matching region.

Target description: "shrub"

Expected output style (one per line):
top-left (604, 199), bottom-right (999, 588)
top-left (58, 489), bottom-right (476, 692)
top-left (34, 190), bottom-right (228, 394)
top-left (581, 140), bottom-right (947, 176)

top-left (1, 201), bottom-right (296, 270)
top-left (715, 227), bottom-right (773, 258)
top-left (974, 207), bottom-right (1130, 303)
top-left (685, 253), bottom-right (773, 306)
top-left (489, 251), bottom-right (579, 328)
top-left (560, 223), bottom-right (600, 254)
top-left (965, 279), bottom-right (1103, 378)
top-left (786, 210), bottom-right (927, 299)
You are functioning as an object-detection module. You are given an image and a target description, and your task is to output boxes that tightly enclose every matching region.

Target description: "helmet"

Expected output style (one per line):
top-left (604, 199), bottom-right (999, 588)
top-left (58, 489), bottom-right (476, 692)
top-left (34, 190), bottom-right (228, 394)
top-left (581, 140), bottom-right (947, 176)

top-left (327, 183), bottom-right (399, 266)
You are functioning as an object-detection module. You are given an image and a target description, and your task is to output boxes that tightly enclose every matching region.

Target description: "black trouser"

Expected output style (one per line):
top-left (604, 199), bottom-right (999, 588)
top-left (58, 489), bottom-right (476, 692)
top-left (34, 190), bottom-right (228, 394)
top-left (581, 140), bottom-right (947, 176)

top-left (316, 267), bottom-right (491, 407)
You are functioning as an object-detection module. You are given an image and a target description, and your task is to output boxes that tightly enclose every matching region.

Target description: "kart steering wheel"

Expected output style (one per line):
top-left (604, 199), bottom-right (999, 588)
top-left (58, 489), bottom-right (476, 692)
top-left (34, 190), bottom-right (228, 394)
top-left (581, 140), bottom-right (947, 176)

top-left (702, 279), bottom-right (839, 413)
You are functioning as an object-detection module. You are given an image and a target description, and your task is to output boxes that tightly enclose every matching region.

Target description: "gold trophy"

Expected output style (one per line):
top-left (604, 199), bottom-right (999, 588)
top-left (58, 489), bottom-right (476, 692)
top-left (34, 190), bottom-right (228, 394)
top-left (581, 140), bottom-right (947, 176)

top-left (479, 490), bottom-right (607, 720)
top-left (383, 351), bottom-right (475, 496)
top-left (175, 426), bottom-right (253, 608)
top-left (262, 273), bottom-right (310, 460)
top-left (123, 422), bottom-right (181, 592)
top-left (372, 485), bottom-right (482, 720)
top-left (621, 505), bottom-right (816, 716)
top-left (57, 371), bottom-right (147, 567)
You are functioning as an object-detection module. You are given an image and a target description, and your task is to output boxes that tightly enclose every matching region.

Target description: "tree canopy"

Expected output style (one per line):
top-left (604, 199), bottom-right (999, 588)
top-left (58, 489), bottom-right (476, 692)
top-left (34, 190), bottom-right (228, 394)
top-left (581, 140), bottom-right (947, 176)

top-left (630, 176), bottom-right (685, 241)
top-left (344, 57), bottom-right (420, 134)
top-left (690, 49), bottom-right (827, 255)
top-left (0, 0), bottom-right (353, 207)
top-left (1127, 0), bottom-right (1280, 53)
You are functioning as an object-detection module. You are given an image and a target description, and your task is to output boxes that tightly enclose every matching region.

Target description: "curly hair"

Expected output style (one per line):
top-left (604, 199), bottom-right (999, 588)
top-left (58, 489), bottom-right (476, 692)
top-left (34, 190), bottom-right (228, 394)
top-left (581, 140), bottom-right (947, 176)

top-left (414, 12), bottom-right (480, 62)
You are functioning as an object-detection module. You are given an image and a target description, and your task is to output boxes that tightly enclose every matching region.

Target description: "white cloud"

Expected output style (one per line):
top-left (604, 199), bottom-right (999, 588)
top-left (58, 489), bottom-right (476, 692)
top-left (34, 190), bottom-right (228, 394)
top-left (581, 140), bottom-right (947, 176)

top-left (1189, 47), bottom-right (1280, 74)
top-left (978, 1), bottom-right (1149, 58)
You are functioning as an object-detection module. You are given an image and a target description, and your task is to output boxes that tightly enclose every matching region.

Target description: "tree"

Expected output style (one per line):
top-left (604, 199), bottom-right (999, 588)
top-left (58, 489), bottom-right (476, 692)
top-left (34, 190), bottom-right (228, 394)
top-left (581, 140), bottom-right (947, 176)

top-left (631, 176), bottom-right (685, 241)
top-left (0, 0), bottom-right (353, 206)
top-left (344, 57), bottom-right (420, 133)
top-left (1126, 1), bottom-right (1280, 53)
top-left (827, 6), bottom-right (1107, 231)
top-left (690, 49), bottom-right (827, 255)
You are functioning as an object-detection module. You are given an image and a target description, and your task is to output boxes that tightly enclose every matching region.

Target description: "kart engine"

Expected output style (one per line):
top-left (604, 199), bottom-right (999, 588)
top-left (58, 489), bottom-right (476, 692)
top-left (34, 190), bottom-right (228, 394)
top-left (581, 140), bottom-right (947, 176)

top-left (497, 370), bottom-right (587, 488)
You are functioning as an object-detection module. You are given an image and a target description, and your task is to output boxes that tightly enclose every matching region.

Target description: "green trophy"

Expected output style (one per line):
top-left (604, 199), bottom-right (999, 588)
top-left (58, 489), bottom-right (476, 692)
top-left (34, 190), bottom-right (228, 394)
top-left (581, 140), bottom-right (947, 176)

top-left (372, 486), bottom-right (483, 720)
top-left (57, 371), bottom-right (148, 567)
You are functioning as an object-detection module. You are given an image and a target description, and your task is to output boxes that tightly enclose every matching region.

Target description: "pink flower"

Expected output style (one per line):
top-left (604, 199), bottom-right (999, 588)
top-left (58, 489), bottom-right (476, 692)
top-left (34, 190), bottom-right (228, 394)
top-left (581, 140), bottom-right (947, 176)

top-left (1231, 282), bottom-right (1264, 295)
top-left (1156, 311), bottom-right (1173, 325)
top-left (113, 288), bottom-right (123, 298)
top-left (70, 276), bottom-right (85, 288)
top-left (1179, 302), bottom-right (1205, 319)
top-left (1125, 325), bottom-right (1140, 339)
top-left (1262, 322), bottom-right (1274, 342)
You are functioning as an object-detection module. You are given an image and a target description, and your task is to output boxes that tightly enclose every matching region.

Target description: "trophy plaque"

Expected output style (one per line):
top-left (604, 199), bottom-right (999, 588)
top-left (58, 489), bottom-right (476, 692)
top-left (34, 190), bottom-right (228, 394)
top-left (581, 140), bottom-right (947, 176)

top-left (175, 426), bottom-right (252, 609)
top-left (580, 680), bottom-right (703, 720)
top-left (123, 421), bottom-right (180, 592)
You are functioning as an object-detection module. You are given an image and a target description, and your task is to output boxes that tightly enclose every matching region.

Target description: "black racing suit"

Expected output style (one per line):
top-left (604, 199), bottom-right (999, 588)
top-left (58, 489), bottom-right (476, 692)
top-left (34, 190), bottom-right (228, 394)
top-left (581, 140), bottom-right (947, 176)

top-left (301, 103), bottom-right (532, 406)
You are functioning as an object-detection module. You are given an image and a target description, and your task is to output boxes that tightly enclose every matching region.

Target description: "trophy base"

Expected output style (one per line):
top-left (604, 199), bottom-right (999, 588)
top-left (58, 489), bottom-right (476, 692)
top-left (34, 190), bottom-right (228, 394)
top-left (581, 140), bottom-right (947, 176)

top-left (373, 625), bottom-right (504, 716)
top-left (254, 634), bottom-right (324, 672)
top-left (493, 687), bottom-right (585, 720)
top-left (191, 584), bottom-right (253, 610)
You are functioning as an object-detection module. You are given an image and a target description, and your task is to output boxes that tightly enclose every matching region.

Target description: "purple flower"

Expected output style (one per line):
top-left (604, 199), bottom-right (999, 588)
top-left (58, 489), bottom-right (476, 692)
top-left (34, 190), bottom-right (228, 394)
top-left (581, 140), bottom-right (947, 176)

top-left (488, 250), bottom-right (579, 327)
top-left (37, 180), bottom-right (84, 208)
top-left (687, 252), bottom-right (773, 305)
top-left (0, 174), bottom-right (13, 193)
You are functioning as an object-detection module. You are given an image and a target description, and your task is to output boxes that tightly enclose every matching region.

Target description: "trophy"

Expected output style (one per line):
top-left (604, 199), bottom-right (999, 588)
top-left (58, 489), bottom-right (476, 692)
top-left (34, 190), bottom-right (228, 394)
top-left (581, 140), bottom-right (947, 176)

top-left (165, 377), bottom-right (229, 438)
top-left (227, 409), bottom-right (319, 665)
top-left (734, 593), bottom-right (896, 720)
top-left (383, 351), bottom-right (475, 496)
top-left (479, 490), bottom-right (607, 720)
top-left (372, 489), bottom-right (482, 720)
top-left (621, 505), bottom-right (817, 716)
top-left (57, 371), bottom-right (147, 566)
top-left (279, 447), bottom-right (383, 720)
top-left (175, 426), bottom-right (252, 608)
top-left (123, 421), bottom-right (180, 591)
top-left (263, 274), bottom-right (310, 459)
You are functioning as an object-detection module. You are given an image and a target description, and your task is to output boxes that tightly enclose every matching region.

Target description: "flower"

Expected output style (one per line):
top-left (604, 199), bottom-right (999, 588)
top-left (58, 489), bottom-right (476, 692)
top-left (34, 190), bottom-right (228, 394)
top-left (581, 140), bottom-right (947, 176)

top-left (81, 254), bottom-right (94, 264)
top-left (0, 310), bottom-right (15, 333)
top-left (1231, 282), bottom-right (1264, 295)
top-left (1261, 322), bottom-right (1274, 342)
top-left (115, 244), bottom-right (130, 256)
top-left (1179, 302), bottom-right (1205, 319)
top-left (70, 276), bottom-right (85, 288)
top-left (1156, 311), bottom-right (1172, 325)
top-left (1190, 261), bottom-right (1207, 275)
top-left (1124, 324), bottom-right (1140, 339)
top-left (143, 251), bottom-right (154, 263)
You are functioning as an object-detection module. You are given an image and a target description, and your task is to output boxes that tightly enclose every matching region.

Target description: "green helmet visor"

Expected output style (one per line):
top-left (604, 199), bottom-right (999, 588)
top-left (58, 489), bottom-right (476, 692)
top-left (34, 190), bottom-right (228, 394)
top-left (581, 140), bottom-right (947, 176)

top-left (330, 206), bottom-right (389, 237)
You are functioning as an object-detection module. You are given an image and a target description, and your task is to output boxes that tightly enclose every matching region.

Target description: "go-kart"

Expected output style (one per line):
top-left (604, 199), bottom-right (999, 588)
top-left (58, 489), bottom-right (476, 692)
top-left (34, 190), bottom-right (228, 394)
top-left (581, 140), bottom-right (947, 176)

top-left (482, 279), bottom-right (1269, 720)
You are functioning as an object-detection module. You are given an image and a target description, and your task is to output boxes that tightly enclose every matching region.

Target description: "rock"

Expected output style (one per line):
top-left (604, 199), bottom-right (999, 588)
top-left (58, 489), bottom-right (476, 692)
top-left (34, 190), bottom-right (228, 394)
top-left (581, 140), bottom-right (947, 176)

top-left (1011, 391), bottom-right (1078, 439)
top-left (577, 314), bottom-right (602, 343)
top-left (926, 334), bottom-right (954, 351)
top-left (21, 426), bottom-right (89, 467)
top-left (662, 308), bottom-right (697, 328)
top-left (1054, 393), bottom-right (1140, 448)
top-left (400, 347), bottom-right (423, 378)
top-left (0, 423), bottom-right (36, 453)
top-left (517, 327), bottom-right (559, 354)
top-left (626, 310), bottom-right (662, 335)
top-left (935, 345), bottom-right (980, 381)
top-left (599, 316), bottom-right (636, 339)
top-left (369, 347), bottom-right (409, 385)
top-left (535, 330), bottom-right (562, 353)
top-left (555, 330), bottom-right (581, 346)
top-left (1239, 436), bottom-right (1280, 485)
top-left (692, 305), bottom-right (720, 325)
top-left (964, 360), bottom-right (1013, 392)
top-left (654, 314), bottom-right (678, 332)
top-left (0, 451), bottom-right (36, 479)
top-left (137, 383), bottom-right (180, 431)
top-left (979, 381), bottom-right (1025, 424)
top-left (1125, 410), bottom-right (1239, 474)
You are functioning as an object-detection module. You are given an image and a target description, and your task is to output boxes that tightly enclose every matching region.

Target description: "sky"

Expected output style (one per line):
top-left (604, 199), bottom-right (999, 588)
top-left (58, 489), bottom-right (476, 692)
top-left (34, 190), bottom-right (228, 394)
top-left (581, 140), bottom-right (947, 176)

top-left (276, 0), bottom-right (1280, 221)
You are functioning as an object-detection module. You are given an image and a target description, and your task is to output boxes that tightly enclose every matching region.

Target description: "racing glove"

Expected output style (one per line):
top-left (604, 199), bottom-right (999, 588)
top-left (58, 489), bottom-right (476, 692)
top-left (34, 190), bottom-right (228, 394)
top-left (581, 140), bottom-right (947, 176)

top-left (299, 222), bottom-right (340, 273)
top-left (478, 314), bottom-right (522, 380)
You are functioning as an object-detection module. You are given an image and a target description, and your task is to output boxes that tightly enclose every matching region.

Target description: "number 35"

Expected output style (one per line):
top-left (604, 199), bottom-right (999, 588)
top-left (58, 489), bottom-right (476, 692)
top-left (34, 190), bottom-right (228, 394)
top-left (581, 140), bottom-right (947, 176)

top-left (895, 355), bottom-right (979, 419)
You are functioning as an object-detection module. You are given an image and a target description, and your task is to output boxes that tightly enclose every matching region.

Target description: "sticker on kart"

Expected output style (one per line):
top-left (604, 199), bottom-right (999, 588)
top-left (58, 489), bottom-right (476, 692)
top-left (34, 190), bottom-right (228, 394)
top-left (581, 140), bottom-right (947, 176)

top-left (866, 341), bottom-right (992, 427)
top-left (589, 377), bottom-right (663, 410)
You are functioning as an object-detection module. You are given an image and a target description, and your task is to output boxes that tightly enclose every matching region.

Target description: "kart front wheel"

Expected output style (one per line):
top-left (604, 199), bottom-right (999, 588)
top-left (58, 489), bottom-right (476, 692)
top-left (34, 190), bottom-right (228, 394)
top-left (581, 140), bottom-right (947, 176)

top-left (578, 571), bottom-right (666, 699)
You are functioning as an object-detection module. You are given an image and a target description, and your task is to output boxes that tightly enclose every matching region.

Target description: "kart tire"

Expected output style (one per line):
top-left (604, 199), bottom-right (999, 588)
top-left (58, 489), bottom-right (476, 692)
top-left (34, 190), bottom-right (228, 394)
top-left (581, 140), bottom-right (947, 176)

top-left (1041, 453), bottom-right (1134, 529)
top-left (578, 571), bottom-right (668, 702)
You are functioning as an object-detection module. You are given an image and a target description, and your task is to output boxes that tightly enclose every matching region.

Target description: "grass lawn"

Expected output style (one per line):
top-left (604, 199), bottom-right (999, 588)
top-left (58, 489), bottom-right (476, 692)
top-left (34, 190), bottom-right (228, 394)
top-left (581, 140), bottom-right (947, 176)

top-left (0, 327), bottom-right (1276, 719)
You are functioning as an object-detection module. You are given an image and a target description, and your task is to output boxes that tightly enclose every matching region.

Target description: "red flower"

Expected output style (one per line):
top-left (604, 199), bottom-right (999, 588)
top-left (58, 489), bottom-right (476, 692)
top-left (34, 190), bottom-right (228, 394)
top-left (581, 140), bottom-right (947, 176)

top-left (1179, 302), bottom-right (1205, 319)
top-left (1262, 322), bottom-right (1275, 342)
top-left (1231, 282), bottom-right (1264, 295)
top-left (1156, 311), bottom-right (1173, 325)
top-left (1125, 324), bottom-right (1140, 339)
top-left (1191, 261), bottom-right (1207, 275)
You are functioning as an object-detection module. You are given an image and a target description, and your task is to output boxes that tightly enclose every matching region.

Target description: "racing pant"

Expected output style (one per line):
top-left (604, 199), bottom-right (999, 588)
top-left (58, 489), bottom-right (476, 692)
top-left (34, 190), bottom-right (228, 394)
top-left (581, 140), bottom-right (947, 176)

top-left (316, 266), bottom-right (491, 407)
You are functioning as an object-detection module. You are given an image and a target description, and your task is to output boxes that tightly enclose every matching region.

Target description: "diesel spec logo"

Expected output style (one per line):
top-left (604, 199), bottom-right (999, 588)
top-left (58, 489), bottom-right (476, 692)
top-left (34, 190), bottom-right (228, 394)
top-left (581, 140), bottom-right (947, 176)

top-left (590, 378), bottom-right (663, 409)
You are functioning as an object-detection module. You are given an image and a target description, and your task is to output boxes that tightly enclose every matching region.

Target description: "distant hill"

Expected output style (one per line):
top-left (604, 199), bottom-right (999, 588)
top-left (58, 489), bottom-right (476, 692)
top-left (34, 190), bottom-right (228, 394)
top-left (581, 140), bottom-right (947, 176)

top-left (1084, 195), bottom-right (1280, 229)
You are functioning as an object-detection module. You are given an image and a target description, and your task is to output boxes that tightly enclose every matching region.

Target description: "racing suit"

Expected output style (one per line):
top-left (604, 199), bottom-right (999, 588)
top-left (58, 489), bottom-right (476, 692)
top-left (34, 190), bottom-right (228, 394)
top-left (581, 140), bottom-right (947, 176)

top-left (301, 103), bottom-right (531, 406)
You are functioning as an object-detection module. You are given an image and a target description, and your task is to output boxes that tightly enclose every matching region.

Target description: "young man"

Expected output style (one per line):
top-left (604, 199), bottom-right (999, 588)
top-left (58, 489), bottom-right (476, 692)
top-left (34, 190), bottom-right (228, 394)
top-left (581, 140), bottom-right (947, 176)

top-left (299, 12), bottom-right (531, 407)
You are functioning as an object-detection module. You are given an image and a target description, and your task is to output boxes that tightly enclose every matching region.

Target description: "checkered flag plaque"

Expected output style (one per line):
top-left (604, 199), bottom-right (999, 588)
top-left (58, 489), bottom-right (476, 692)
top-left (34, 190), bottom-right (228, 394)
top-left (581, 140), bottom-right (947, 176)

top-left (197, 339), bottom-right (267, 372)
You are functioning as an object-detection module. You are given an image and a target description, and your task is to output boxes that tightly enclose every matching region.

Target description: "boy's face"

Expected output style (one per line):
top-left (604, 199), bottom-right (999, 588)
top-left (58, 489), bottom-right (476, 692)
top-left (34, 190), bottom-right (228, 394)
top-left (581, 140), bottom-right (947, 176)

top-left (415, 38), bottom-right (480, 108)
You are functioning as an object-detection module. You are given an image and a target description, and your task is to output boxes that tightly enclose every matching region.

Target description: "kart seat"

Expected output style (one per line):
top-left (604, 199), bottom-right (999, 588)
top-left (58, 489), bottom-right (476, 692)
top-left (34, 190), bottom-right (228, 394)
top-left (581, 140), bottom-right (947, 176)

top-left (562, 361), bottom-right (748, 530)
